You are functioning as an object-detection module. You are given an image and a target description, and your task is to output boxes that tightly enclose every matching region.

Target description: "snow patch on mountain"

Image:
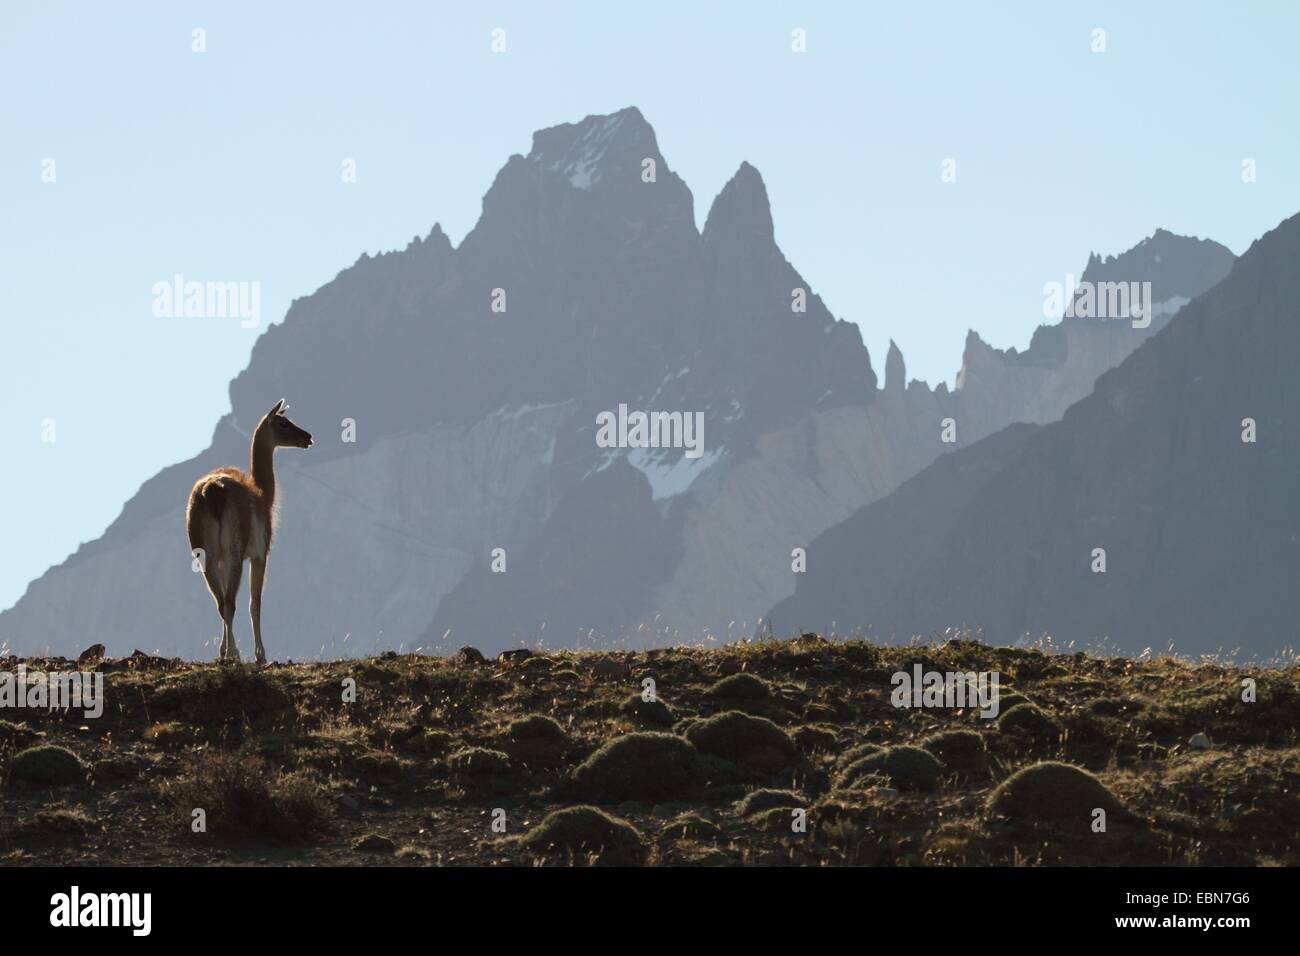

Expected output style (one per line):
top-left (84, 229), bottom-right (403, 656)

top-left (627, 446), bottom-right (725, 500)
top-left (537, 113), bottom-right (627, 190)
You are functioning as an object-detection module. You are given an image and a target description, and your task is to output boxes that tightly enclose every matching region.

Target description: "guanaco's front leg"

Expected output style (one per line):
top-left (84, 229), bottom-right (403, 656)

top-left (249, 557), bottom-right (268, 666)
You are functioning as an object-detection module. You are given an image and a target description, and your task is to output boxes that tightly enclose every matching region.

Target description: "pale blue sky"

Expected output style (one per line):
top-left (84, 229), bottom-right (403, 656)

top-left (2, 1), bottom-right (1297, 613)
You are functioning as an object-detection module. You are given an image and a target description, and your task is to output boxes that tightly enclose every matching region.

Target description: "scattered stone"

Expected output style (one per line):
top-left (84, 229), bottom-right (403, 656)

top-left (452, 646), bottom-right (485, 665)
top-left (498, 648), bottom-right (533, 664)
top-left (77, 643), bottom-right (106, 666)
top-left (516, 806), bottom-right (645, 865)
top-left (1188, 732), bottom-right (1213, 750)
top-left (126, 649), bottom-right (173, 670)
top-left (987, 761), bottom-right (1122, 821)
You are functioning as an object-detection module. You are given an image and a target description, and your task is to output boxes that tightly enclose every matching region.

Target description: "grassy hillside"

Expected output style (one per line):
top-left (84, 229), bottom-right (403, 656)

top-left (2, 636), bottom-right (1297, 866)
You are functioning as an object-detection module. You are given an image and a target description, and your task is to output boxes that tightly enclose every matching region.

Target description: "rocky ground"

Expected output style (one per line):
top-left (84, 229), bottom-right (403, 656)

top-left (1, 636), bottom-right (1297, 866)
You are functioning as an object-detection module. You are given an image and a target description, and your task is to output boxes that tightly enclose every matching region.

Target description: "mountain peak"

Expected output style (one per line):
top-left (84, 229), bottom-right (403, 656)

top-left (527, 107), bottom-right (659, 191)
top-left (1080, 228), bottom-right (1235, 302)
top-left (884, 339), bottom-right (906, 395)
top-left (703, 161), bottom-right (774, 245)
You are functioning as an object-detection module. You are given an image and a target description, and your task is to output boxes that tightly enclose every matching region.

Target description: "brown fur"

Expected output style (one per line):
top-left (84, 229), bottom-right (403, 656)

top-left (185, 400), bottom-right (312, 663)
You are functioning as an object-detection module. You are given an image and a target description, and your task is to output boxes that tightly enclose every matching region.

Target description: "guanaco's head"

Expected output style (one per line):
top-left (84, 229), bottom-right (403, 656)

top-left (260, 399), bottom-right (313, 449)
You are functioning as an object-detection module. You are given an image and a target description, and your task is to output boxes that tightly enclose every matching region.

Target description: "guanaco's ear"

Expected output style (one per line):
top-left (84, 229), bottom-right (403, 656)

top-left (267, 398), bottom-right (285, 418)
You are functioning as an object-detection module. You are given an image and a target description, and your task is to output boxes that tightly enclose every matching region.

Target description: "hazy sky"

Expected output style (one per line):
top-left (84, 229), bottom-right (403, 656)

top-left (2, 1), bottom-right (1298, 613)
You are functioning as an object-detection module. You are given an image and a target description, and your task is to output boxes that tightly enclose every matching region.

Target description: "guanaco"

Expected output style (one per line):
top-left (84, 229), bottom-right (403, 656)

top-left (186, 399), bottom-right (312, 664)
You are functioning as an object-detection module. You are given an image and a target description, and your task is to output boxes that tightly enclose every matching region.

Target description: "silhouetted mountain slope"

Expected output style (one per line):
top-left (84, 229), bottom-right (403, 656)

top-left (773, 213), bottom-right (1299, 658)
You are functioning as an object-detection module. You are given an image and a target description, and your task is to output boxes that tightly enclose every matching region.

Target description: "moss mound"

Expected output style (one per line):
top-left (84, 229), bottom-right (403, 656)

top-left (659, 813), bottom-right (723, 841)
top-left (835, 741), bottom-right (884, 769)
top-left (448, 747), bottom-right (511, 776)
top-left (753, 805), bottom-right (807, 834)
top-left (508, 714), bottom-right (566, 741)
top-left (352, 833), bottom-right (396, 854)
top-left (992, 691), bottom-right (1030, 713)
top-left (791, 725), bottom-right (839, 753)
top-left (25, 804), bottom-right (97, 834)
top-left (707, 673), bottom-right (772, 701)
top-left (619, 695), bottom-right (675, 727)
top-left (517, 806), bottom-right (645, 865)
top-left (987, 761), bottom-right (1122, 822)
top-left (920, 729), bottom-right (990, 777)
top-left (684, 711), bottom-right (798, 773)
top-left (837, 745), bottom-right (943, 792)
top-left (737, 788), bottom-right (807, 816)
top-left (8, 744), bottom-right (86, 785)
top-left (997, 703), bottom-right (1059, 741)
top-left (501, 715), bottom-right (569, 766)
top-left (570, 733), bottom-right (699, 803)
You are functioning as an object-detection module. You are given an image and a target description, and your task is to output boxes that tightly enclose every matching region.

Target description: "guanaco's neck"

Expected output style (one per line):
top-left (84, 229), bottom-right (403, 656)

top-left (250, 423), bottom-right (276, 505)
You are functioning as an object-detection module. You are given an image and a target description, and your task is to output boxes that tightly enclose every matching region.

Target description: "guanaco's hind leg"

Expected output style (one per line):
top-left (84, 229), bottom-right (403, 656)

top-left (249, 557), bottom-right (267, 666)
top-left (220, 556), bottom-right (244, 663)
top-left (190, 509), bottom-right (231, 661)
top-left (199, 560), bottom-right (229, 659)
